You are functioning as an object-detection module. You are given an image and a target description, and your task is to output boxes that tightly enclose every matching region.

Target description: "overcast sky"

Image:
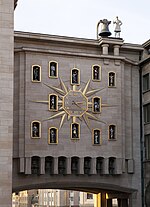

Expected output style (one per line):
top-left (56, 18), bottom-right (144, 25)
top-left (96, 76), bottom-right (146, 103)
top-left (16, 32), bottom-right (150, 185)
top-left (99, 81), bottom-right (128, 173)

top-left (14, 0), bottom-right (150, 44)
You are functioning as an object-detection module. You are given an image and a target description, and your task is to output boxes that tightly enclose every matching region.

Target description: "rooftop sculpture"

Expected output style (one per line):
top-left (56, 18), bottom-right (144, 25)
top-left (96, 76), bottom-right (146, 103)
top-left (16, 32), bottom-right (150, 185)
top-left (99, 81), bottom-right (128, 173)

top-left (97, 17), bottom-right (122, 39)
top-left (97, 19), bottom-right (112, 38)
top-left (113, 16), bottom-right (122, 38)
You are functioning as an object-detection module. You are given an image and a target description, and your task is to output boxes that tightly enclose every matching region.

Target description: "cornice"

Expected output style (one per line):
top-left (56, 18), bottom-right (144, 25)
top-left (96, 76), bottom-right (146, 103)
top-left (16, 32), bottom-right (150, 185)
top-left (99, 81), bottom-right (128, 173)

top-left (14, 31), bottom-right (98, 47)
top-left (139, 56), bottom-right (150, 66)
top-left (143, 39), bottom-right (150, 48)
top-left (14, 31), bottom-right (143, 52)
top-left (98, 37), bottom-right (124, 46)
top-left (14, 47), bottom-right (139, 66)
top-left (14, 31), bottom-right (143, 66)
top-left (121, 43), bottom-right (143, 51)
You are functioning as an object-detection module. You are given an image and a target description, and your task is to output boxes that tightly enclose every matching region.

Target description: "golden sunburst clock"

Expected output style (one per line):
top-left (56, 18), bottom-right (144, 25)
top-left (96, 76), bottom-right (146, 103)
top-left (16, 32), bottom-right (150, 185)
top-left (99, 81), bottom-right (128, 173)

top-left (33, 68), bottom-right (109, 140)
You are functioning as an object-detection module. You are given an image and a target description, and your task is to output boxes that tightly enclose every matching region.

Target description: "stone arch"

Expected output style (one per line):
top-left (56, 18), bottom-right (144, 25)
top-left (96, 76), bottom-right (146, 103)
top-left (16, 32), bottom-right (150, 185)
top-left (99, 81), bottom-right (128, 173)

top-left (96, 157), bottom-right (104, 174)
top-left (108, 157), bottom-right (116, 175)
top-left (31, 156), bottom-right (40, 175)
top-left (45, 156), bottom-right (54, 175)
top-left (71, 156), bottom-right (79, 175)
top-left (84, 156), bottom-right (92, 175)
top-left (58, 156), bottom-right (67, 175)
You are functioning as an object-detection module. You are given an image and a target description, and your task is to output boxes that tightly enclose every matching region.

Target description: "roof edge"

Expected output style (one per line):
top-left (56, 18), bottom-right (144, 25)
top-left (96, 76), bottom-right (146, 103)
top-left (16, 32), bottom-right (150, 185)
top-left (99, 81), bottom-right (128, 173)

top-left (14, 30), bottom-right (143, 51)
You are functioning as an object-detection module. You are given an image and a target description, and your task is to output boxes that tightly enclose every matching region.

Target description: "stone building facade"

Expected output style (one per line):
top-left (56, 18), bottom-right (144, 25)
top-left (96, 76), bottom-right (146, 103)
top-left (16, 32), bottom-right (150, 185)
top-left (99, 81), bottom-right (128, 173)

top-left (13, 31), bottom-right (143, 207)
top-left (0, 1), bottom-right (149, 207)
top-left (0, 1), bottom-right (14, 206)
top-left (140, 39), bottom-right (150, 207)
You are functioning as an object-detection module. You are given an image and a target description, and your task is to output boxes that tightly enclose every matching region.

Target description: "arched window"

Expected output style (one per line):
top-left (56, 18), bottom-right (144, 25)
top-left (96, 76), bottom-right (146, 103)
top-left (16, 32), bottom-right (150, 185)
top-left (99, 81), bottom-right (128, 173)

top-left (32, 65), bottom-right (41, 82)
top-left (71, 157), bottom-right (79, 175)
top-left (92, 97), bottom-right (101, 113)
top-left (31, 156), bottom-right (40, 175)
top-left (58, 157), bottom-right (66, 175)
top-left (96, 157), bottom-right (104, 174)
top-left (49, 94), bottom-right (58, 111)
top-left (109, 157), bottom-right (116, 175)
top-left (92, 64), bottom-right (101, 81)
top-left (71, 123), bottom-right (80, 139)
top-left (45, 156), bottom-right (54, 175)
top-left (48, 127), bottom-right (58, 144)
top-left (92, 129), bottom-right (101, 145)
top-left (49, 61), bottom-right (58, 78)
top-left (71, 68), bottom-right (80, 85)
top-left (108, 125), bottom-right (116, 140)
top-left (108, 72), bottom-right (116, 87)
top-left (84, 157), bottom-right (91, 175)
top-left (31, 121), bottom-right (41, 138)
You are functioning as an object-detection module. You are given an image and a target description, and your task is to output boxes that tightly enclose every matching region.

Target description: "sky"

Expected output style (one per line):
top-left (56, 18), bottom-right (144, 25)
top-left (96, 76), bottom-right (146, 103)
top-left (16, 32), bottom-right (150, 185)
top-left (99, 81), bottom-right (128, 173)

top-left (14, 0), bottom-right (150, 44)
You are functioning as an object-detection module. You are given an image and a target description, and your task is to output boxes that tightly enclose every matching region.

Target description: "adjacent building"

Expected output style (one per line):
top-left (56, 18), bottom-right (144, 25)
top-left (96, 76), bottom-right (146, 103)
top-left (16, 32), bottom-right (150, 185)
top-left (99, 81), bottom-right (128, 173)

top-left (12, 189), bottom-right (95, 207)
top-left (140, 39), bottom-right (150, 207)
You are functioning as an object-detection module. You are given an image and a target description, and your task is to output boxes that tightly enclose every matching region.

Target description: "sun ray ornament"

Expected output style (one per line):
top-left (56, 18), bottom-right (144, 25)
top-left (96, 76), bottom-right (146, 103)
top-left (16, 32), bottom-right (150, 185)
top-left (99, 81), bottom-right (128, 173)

top-left (32, 78), bottom-right (110, 132)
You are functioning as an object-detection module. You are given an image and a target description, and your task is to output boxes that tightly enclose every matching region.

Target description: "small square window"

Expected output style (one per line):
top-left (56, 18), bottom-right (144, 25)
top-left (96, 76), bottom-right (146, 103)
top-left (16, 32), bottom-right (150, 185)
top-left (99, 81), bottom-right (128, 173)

top-left (87, 193), bottom-right (93, 199)
top-left (145, 134), bottom-right (150, 160)
top-left (144, 104), bottom-right (150, 123)
top-left (143, 73), bottom-right (149, 91)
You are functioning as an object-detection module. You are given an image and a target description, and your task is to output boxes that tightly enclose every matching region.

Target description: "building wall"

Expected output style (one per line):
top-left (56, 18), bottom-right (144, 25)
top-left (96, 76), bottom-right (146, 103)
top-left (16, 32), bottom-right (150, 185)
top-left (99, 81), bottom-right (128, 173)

top-left (13, 32), bottom-right (143, 207)
top-left (14, 189), bottom-right (94, 207)
top-left (141, 41), bottom-right (150, 206)
top-left (0, 1), bottom-right (14, 206)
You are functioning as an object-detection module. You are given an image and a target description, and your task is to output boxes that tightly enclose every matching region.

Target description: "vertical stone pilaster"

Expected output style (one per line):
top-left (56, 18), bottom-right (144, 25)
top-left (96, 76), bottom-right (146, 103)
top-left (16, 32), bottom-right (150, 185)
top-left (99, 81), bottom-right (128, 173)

top-left (114, 45), bottom-right (120, 56)
top-left (91, 157), bottom-right (96, 174)
top-left (116, 158), bottom-right (123, 174)
top-left (19, 157), bottom-right (25, 173)
top-left (79, 157), bottom-right (84, 174)
top-left (129, 192), bottom-right (141, 207)
top-left (104, 158), bottom-right (109, 174)
top-left (54, 157), bottom-right (58, 174)
top-left (25, 157), bottom-right (31, 174)
top-left (66, 157), bottom-right (71, 174)
top-left (0, 0), bottom-right (14, 206)
top-left (101, 44), bottom-right (109, 55)
top-left (40, 157), bottom-right (45, 174)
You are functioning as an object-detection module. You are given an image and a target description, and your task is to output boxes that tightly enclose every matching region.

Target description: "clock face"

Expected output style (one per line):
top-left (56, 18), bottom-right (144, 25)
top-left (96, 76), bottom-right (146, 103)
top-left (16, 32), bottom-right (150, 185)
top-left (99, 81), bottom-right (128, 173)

top-left (33, 72), bottom-right (106, 134)
top-left (63, 90), bottom-right (88, 117)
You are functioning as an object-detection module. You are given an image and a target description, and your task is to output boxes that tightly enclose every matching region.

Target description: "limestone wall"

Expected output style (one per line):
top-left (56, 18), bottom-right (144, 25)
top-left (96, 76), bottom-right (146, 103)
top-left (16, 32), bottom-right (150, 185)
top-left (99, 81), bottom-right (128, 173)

top-left (0, 0), bottom-right (14, 206)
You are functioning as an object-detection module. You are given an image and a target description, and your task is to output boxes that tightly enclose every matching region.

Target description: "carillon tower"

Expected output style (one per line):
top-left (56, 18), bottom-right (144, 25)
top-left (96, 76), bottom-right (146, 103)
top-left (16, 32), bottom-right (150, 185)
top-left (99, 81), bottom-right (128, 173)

top-left (0, 1), bottom-right (149, 207)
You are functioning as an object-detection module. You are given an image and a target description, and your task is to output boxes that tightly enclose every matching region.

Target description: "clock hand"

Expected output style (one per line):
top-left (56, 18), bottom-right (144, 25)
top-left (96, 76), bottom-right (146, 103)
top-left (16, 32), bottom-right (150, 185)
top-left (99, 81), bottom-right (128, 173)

top-left (72, 101), bottom-right (81, 107)
top-left (72, 101), bottom-right (85, 110)
top-left (72, 101), bottom-right (84, 105)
